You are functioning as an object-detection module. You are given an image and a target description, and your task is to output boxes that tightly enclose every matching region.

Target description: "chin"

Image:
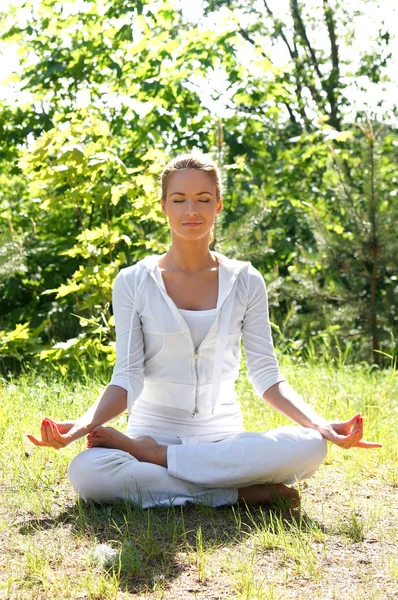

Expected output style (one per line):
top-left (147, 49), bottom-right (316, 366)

top-left (174, 228), bottom-right (209, 240)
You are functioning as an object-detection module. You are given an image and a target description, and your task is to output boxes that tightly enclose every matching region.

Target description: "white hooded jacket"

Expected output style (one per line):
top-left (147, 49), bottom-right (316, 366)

top-left (109, 251), bottom-right (285, 418)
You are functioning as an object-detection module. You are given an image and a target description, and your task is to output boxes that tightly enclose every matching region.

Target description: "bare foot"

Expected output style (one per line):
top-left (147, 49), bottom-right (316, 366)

top-left (87, 427), bottom-right (167, 466)
top-left (87, 426), bottom-right (135, 451)
top-left (238, 483), bottom-right (300, 509)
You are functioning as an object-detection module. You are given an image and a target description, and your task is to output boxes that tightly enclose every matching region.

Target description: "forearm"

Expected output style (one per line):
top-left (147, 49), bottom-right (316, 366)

top-left (262, 381), bottom-right (328, 430)
top-left (74, 384), bottom-right (127, 434)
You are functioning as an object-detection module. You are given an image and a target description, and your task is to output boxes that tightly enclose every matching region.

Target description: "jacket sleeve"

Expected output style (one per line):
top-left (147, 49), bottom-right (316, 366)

top-left (108, 268), bottom-right (145, 411)
top-left (241, 266), bottom-right (285, 398)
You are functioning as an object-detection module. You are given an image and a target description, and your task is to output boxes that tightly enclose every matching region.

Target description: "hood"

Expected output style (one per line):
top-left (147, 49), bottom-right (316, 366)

top-left (137, 252), bottom-right (251, 311)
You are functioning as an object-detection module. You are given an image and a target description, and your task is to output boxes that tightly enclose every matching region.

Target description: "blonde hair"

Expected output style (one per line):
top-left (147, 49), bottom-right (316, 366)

top-left (160, 152), bottom-right (222, 202)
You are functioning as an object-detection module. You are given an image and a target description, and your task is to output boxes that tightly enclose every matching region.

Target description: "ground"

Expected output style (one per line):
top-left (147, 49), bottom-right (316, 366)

top-left (0, 359), bottom-right (397, 599)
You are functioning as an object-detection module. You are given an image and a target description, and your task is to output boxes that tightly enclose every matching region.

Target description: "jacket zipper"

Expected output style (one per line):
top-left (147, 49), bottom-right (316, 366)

top-left (192, 347), bottom-right (199, 418)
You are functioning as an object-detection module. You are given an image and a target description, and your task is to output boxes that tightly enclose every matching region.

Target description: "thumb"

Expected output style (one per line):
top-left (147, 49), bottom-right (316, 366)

top-left (52, 422), bottom-right (73, 442)
top-left (322, 428), bottom-right (344, 442)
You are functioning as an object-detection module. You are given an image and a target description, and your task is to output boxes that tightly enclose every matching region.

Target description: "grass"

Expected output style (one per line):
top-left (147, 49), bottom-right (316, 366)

top-left (0, 357), bottom-right (397, 599)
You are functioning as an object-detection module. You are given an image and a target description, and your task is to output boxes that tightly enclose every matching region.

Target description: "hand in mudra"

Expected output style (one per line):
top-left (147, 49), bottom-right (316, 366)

top-left (27, 418), bottom-right (81, 450)
top-left (319, 414), bottom-right (382, 449)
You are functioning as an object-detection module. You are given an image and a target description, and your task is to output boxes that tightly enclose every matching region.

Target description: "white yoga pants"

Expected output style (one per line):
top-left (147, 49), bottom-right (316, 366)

top-left (68, 426), bottom-right (327, 508)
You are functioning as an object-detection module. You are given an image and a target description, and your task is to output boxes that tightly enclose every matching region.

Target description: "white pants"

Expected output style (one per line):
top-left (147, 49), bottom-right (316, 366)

top-left (68, 426), bottom-right (327, 508)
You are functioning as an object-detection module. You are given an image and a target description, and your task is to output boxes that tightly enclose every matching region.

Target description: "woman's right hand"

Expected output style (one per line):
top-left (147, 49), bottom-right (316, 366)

top-left (26, 417), bottom-right (88, 449)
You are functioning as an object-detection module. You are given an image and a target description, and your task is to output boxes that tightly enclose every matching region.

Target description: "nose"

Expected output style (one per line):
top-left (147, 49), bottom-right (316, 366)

top-left (185, 199), bottom-right (199, 214)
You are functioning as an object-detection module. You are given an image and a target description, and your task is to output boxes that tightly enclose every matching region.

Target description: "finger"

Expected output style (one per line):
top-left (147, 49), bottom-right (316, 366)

top-left (323, 431), bottom-right (354, 449)
top-left (358, 417), bottom-right (364, 440)
top-left (43, 427), bottom-right (64, 449)
top-left (50, 422), bottom-right (68, 444)
top-left (348, 418), bottom-right (364, 447)
top-left (49, 421), bottom-right (61, 438)
top-left (26, 434), bottom-right (47, 447)
top-left (41, 419), bottom-right (50, 444)
top-left (330, 424), bottom-right (349, 437)
top-left (27, 430), bottom-right (64, 450)
top-left (47, 418), bottom-right (68, 432)
top-left (48, 421), bottom-right (68, 448)
top-left (348, 416), bottom-right (362, 434)
top-left (347, 424), bottom-right (361, 439)
top-left (341, 426), bottom-right (362, 449)
top-left (51, 421), bottom-right (70, 435)
top-left (351, 422), bottom-right (363, 442)
top-left (45, 421), bottom-right (64, 448)
top-left (345, 413), bottom-right (361, 427)
top-left (357, 440), bottom-right (383, 448)
top-left (350, 420), bottom-right (362, 437)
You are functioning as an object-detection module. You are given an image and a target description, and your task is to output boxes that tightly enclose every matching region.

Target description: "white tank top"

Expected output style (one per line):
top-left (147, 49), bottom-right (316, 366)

top-left (179, 307), bottom-right (217, 349)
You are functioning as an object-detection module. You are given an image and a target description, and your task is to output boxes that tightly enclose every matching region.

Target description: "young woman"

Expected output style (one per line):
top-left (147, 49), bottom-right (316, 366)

top-left (28, 153), bottom-right (382, 509)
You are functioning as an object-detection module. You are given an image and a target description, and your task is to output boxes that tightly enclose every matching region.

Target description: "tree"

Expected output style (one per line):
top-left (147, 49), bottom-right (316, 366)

top-left (0, 0), bottom-right (233, 372)
top-left (0, 0), bottom-right (396, 371)
top-left (202, 0), bottom-right (397, 363)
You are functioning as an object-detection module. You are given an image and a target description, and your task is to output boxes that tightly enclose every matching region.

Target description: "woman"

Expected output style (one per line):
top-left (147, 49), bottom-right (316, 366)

top-left (28, 153), bottom-right (382, 509)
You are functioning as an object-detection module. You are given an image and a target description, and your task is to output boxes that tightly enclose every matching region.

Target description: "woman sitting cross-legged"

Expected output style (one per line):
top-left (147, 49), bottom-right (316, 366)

top-left (28, 152), bottom-right (382, 509)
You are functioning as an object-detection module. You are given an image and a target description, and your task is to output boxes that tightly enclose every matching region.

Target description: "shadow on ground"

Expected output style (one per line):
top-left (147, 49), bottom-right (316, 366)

top-left (16, 498), bottom-right (327, 595)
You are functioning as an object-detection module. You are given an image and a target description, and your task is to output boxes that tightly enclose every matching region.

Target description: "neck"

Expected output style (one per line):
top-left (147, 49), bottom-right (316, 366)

top-left (160, 236), bottom-right (218, 274)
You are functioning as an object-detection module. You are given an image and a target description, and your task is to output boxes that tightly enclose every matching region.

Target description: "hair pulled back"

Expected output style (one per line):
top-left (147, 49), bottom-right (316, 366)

top-left (160, 152), bottom-right (222, 202)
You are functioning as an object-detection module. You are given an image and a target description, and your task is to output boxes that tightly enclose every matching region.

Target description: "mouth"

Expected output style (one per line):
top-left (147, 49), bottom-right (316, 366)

top-left (182, 222), bottom-right (202, 227)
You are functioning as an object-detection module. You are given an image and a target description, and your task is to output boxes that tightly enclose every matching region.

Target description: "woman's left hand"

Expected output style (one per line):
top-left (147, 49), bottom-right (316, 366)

top-left (318, 414), bottom-right (382, 449)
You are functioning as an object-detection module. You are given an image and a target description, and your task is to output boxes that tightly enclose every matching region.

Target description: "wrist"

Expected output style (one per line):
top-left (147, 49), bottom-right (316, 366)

top-left (71, 421), bottom-right (91, 437)
top-left (310, 419), bottom-right (330, 432)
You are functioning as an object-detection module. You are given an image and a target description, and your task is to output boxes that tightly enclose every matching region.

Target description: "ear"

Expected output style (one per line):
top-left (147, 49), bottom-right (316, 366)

top-left (216, 197), bottom-right (223, 214)
top-left (160, 199), bottom-right (167, 215)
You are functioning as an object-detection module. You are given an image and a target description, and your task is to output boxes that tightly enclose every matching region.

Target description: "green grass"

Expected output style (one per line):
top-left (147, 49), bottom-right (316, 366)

top-left (0, 358), bottom-right (397, 599)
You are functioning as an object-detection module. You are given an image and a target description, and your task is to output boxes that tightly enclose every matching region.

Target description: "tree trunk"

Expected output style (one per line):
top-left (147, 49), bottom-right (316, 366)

top-left (368, 133), bottom-right (379, 364)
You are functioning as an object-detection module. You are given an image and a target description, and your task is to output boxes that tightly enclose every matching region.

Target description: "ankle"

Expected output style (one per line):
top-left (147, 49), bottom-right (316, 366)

top-left (153, 445), bottom-right (168, 468)
top-left (134, 441), bottom-right (167, 467)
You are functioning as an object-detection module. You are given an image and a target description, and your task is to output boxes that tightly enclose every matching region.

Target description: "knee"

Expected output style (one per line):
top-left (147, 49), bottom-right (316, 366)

top-left (303, 428), bottom-right (328, 463)
top-left (68, 450), bottom-right (88, 493)
top-left (68, 449), bottom-right (98, 500)
top-left (68, 447), bottom-right (139, 503)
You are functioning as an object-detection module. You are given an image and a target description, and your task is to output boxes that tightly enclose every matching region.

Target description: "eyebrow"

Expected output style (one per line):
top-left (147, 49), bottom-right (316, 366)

top-left (170, 191), bottom-right (213, 197)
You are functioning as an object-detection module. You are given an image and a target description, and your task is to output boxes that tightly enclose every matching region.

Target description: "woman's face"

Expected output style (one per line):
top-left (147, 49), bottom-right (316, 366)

top-left (161, 169), bottom-right (222, 241)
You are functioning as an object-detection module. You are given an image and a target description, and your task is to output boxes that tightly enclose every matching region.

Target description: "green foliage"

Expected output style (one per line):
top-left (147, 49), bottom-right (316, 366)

top-left (7, 110), bottom-right (171, 372)
top-left (0, 322), bottom-right (40, 365)
top-left (0, 0), bottom-right (397, 373)
top-left (220, 120), bottom-right (398, 364)
top-left (0, 0), bottom-right (224, 373)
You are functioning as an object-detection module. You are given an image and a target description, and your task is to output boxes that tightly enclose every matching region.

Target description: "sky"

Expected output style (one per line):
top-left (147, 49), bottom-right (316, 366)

top-left (0, 0), bottom-right (397, 121)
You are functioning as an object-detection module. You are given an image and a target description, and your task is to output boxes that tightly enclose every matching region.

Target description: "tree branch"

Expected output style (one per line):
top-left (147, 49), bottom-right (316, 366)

top-left (262, 0), bottom-right (296, 58)
top-left (238, 26), bottom-right (309, 129)
top-left (262, 0), bottom-right (324, 119)
top-left (290, 0), bottom-right (323, 80)
top-left (322, 0), bottom-right (341, 130)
